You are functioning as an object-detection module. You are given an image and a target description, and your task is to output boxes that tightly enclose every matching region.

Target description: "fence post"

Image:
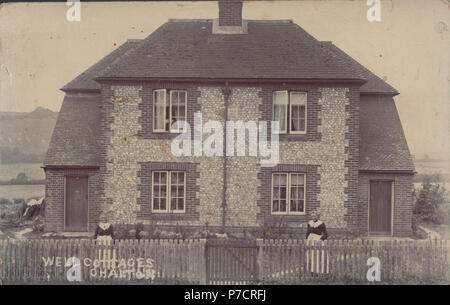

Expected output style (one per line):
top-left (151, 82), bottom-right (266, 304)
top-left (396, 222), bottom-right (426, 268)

top-left (256, 239), bottom-right (265, 284)
top-left (200, 238), bottom-right (207, 285)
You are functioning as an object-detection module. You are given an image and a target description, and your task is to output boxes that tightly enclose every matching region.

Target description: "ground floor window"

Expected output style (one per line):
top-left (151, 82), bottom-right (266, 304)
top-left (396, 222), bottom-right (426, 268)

top-left (152, 171), bottom-right (186, 213)
top-left (271, 172), bottom-right (305, 214)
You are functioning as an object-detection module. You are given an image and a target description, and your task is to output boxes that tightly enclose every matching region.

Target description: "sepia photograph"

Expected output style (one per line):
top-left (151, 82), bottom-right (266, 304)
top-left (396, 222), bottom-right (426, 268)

top-left (0, 0), bottom-right (449, 290)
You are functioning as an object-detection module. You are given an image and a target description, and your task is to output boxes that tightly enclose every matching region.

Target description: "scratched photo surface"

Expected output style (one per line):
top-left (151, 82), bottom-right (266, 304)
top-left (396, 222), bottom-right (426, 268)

top-left (0, 0), bottom-right (449, 286)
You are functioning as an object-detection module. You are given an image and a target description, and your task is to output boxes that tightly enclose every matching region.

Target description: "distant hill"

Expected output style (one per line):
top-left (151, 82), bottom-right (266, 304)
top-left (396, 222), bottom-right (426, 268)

top-left (0, 107), bottom-right (58, 164)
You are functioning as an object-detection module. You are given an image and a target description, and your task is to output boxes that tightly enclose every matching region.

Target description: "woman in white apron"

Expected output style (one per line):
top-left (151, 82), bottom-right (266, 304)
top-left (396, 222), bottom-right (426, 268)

top-left (94, 214), bottom-right (116, 273)
top-left (306, 211), bottom-right (328, 274)
top-left (95, 214), bottom-right (114, 244)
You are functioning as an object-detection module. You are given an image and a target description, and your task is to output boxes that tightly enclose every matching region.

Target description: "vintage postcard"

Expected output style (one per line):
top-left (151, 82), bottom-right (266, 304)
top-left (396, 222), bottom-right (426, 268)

top-left (0, 0), bottom-right (449, 289)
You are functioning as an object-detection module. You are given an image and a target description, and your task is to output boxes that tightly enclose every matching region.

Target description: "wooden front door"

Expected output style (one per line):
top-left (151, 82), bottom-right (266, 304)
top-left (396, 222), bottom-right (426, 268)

top-left (369, 180), bottom-right (393, 236)
top-left (65, 176), bottom-right (88, 232)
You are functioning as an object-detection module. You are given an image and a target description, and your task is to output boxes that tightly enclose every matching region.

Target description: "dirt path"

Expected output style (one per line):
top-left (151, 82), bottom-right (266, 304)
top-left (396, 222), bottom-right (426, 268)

top-left (419, 223), bottom-right (450, 240)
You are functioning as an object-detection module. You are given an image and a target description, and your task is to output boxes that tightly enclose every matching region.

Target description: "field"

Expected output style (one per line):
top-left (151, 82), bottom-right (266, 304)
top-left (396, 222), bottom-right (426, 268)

top-left (0, 184), bottom-right (45, 200)
top-left (0, 162), bottom-right (45, 200)
top-left (0, 162), bottom-right (44, 181)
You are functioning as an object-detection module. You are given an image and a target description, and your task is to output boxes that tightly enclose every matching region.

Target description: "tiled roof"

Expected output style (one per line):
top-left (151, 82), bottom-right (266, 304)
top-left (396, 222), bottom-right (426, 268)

top-left (97, 20), bottom-right (365, 80)
top-left (44, 94), bottom-right (101, 166)
top-left (326, 43), bottom-right (398, 95)
top-left (63, 20), bottom-right (398, 95)
top-left (359, 96), bottom-right (414, 172)
top-left (61, 39), bottom-right (142, 91)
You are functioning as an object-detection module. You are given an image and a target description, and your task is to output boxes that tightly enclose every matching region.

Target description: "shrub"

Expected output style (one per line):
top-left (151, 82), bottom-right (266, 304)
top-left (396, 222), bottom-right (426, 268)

top-left (413, 174), bottom-right (449, 224)
top-left (32, 215), bottom-right (44, 232)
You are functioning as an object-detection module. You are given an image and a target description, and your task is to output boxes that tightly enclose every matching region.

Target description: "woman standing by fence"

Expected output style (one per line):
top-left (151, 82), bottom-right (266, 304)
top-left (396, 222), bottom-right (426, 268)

top-left (306, 211), bottom-right (328, 274)
top-left (95, 214), bottom-right (114, 244)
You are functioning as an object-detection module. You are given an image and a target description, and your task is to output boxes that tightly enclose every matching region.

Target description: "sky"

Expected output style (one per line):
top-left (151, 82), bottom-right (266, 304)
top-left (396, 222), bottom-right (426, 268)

top-left (0, 0), bottom-right (449, 159)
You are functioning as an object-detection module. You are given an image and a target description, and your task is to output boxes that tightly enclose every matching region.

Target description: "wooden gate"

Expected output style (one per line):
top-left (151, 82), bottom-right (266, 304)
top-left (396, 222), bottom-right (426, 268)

top-left (205, 239), bottom-right (259, 284)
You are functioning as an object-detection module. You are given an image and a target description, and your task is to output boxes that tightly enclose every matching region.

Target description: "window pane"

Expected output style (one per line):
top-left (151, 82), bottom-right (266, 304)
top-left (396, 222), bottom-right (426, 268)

top-left (298, 200), bottom-right (304, 212)
top-left (279, 174), bottom-right (287, 186)
top-left (153, 198), bottom-right (160, 210)
top-left (291, 187), bottom-right (298, 199)
top-left (165, 102), bottom-right (171, 131)
top-left (273, 188), bottom-right (280, 199)
top-left (290, 174), bottom-right (304, 186)
top-left (178, 186), bottom-right (184, 197)
top-left (290, 200), bottom-right (298, 212)
top-left (274, 91), bottom-right (288, 105)
top-left (298, 185), bottom-right (304, 195)
top-left (273, 174), bottom-right (279, 186)
top-left (290, 92), bottom-right (306, 105)
top-left (272, 173), bottom-right (288, 214)
top-left (171, 172), bottom-right (177, 185)
top-left (289, 173), bottom-right (305, 213)
top-left (154, 90), bottom-right (166, 131)
top-left (273, 91), bottom-right (287, 133)
top-left (291, 105), bottom-right (306, 132)
top-left (160, 198), bottom-right (166, 210)
top-left (171, 198), bottom-right (177, 211)
top-left (169, 171), bottom-right (185, 211)
top-left (153, 184), bottom-right (160, 197)
top-left (178, 198), bottom-right (184, 211)
top-left (274, 105), bottom-right (287, 133)
top-left (154, 172), bottom-right (160, 184)
top-left (178, 172), bottom-right (185, 184)
top-left (290, 92), bottom-right (306, 133)
top-left (170, 91), bottom-right (187, 131)
top-left (272, 200), bottom-right (279, 212)
top-left (171, 185), bottom-right (178, 197)
top-left (280, 186), bottom-right (287, 199)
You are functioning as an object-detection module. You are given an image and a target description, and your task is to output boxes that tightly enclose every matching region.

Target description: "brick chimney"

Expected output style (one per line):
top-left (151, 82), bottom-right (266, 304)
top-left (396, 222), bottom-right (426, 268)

top-left (218, 0), bottom-right (243, 26)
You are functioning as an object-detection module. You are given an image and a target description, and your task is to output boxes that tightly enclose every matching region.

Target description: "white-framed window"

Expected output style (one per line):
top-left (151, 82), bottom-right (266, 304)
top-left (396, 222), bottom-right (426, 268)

top-left (153, 89), bottom-right (187, 132)
top-left (289, 92), bottom-right (307, 134)
top-left (273, 91), bottom-right (288, 134)
top-left (271, 172), bottom-right (305, 215)
top-left (152, 171), bottom-right (186, 213)
top-left (272, 91), bottom-right (307, 134)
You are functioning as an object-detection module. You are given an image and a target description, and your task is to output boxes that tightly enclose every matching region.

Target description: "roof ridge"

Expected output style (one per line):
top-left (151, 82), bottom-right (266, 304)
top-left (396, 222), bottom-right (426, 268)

top-left (168, 18), bottom-right (212, 22)
top-left (167, 18), bottom-right (294, 24)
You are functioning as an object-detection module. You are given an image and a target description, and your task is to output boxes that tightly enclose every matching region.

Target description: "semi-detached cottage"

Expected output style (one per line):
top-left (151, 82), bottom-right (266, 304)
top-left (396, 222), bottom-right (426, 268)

top-left (44, 0), bottom-right (415, 237)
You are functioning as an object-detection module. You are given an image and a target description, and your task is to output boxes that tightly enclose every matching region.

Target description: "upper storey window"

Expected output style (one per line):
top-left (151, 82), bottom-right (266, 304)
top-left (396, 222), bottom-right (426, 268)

top-left (153, 89), bottom-right (187, 132)
top-left (273, 91), bottom-right (307, 134)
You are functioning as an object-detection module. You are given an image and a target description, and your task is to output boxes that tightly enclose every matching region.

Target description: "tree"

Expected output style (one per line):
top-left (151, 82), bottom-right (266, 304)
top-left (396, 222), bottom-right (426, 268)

top-left (413, 174), bottom-right (449, 224)
top-left (15, 173), bottom-right (28, 183)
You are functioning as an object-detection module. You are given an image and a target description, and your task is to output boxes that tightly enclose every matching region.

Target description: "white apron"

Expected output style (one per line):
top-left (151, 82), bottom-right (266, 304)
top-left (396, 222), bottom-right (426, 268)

top-left (306, 233), bottom-right (328, 274)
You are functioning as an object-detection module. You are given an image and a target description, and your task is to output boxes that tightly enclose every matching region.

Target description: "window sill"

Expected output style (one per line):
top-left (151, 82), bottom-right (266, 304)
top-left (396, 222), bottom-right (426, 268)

top-left (138, 132), bottom-right (183, 140)
top-left (144, 213), bottom-right (188, 221)
top-left (267, 214), bottom-right (308, 223)
top-left (277, 133), bottom-right (315, 142)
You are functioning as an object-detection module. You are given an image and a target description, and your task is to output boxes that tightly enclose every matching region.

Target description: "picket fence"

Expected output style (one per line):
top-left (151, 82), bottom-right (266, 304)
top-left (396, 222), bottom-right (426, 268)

top-left (0, 238), bottom-right (448, 284)
top-left (257, 239), bottom-right (449, 283)
top-left (0, 239), bottom-right (206, 284)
